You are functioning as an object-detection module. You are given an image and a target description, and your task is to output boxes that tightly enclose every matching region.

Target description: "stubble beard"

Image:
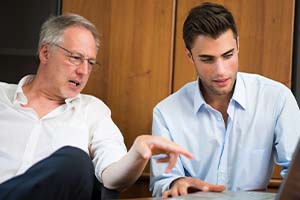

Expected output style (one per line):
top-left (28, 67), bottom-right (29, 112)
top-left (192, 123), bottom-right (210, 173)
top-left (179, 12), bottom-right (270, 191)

top-left (199, 76), bottom-right (236, 98)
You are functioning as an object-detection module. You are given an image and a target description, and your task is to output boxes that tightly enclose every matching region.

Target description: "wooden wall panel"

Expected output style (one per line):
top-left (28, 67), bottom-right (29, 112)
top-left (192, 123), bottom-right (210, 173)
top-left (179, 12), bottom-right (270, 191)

top-left (62, 0), bottom-right (175, 148)
top-left (173, 0), bottom-right (295, 91)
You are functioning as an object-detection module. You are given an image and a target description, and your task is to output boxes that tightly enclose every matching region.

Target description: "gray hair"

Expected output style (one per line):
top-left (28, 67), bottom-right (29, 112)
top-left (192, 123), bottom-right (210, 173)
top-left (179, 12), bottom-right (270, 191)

top-left (37, 13), bottom-right (100, 54)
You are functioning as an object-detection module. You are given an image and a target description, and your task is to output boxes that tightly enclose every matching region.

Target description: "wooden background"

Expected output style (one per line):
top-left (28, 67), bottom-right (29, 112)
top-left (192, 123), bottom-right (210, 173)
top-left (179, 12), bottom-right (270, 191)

top-left (63, 0), bottom-right (295, 198)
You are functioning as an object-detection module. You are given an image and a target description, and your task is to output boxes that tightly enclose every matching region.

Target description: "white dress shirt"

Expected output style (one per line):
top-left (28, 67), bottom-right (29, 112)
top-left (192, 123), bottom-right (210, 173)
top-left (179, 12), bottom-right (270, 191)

top-left (150, 72), bottom-right (300, 196)
top-left (0, 75), bottom-right (127, 184)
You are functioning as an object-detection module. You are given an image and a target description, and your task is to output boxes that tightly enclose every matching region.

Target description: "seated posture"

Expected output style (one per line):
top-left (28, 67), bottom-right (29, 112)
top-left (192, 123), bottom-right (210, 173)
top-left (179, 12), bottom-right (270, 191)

top-left (0, 14), bottom-right (192, 200)
top-left (150, 2), bottom-right (300, 198)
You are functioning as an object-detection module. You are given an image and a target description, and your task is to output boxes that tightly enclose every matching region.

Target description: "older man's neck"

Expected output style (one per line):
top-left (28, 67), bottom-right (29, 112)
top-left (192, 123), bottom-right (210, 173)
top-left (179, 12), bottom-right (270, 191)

top-left (22, 79), bottom-right (65, 118)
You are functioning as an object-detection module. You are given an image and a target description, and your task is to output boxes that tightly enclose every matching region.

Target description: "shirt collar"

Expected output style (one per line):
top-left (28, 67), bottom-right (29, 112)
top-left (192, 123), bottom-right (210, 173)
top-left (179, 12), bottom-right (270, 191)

top-left (13, 75), bottom-right (34, 105)
top-left (193, 78), bottom-right (206, 114)
top-left (193, 73), bottom-right (247, 114)
top-left (231, 73), bottom-right (246, 110)
top-left (65, 94), bottom-right (81, 107)
top-left (13, 75), bottom-right (82, 107)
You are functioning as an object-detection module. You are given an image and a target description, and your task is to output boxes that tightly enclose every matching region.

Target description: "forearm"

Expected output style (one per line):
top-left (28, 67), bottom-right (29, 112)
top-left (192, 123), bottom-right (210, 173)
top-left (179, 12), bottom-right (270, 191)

top-left (101, 134), bottom-right (192, 191)
top-left (101, 147), bottom-right (148, 191)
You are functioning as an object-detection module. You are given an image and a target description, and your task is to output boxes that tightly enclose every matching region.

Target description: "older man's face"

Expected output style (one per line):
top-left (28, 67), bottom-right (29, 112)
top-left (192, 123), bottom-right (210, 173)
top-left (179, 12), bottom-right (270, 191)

top-left (42, 26), bottom-right (97, 99)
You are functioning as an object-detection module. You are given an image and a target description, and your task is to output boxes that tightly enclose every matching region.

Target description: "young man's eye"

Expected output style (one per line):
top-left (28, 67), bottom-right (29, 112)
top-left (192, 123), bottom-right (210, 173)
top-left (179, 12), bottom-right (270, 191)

top-left (224, 53), bottom-right (233, 59)
top-left (200, 58), bottom-right (214, 63)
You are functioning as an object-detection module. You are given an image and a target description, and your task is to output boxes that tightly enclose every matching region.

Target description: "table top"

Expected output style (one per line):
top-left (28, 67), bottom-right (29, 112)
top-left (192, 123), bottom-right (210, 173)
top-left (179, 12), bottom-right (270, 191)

top-left (122, 191), bottom-right (277, 200)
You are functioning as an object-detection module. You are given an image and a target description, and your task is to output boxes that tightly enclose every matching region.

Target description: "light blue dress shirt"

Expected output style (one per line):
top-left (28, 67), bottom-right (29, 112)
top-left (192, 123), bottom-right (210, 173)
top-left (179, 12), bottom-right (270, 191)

top-left (150, 72), bottom-right (300, 197)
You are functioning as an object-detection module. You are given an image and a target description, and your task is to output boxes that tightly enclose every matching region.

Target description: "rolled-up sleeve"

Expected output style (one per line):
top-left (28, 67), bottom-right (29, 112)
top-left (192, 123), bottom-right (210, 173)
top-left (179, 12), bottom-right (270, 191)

top-left (85, 97), bottom-right (127, 183)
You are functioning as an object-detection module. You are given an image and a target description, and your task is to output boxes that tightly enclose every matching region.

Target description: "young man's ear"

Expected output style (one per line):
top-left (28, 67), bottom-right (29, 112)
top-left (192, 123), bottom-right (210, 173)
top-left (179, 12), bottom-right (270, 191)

top-left (39, 44), bottom-right (50, 64)
top-left (185, 48), bottom-right (194, 64)
top-left (236, 36), bottom-right (239, 53)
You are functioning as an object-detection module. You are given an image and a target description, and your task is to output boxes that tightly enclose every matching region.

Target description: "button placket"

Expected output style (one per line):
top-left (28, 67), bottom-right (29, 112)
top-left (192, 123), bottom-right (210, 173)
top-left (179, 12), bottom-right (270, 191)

top-left (16, 121), bottom-right (42, 175)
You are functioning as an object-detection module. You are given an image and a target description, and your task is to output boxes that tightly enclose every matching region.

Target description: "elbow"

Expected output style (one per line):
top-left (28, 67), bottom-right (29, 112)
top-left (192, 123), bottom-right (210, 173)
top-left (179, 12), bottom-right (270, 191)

top-left (102, 177), bottom-right (133, 192)
top-left (102, 182), bottom-right (131, 192)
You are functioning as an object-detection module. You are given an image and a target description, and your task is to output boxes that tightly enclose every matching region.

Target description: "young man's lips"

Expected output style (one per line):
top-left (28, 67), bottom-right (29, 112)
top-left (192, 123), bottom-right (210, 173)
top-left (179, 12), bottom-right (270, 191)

top-left (214, 78), bottom-right (229, 87)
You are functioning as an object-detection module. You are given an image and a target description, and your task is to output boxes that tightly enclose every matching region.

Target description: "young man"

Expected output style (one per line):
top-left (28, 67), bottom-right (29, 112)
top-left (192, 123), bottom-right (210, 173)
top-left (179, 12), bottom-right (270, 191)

top-left (150, 2), bottom-right (300, 197)
top-left (0, 14), bottom-right (192, 200)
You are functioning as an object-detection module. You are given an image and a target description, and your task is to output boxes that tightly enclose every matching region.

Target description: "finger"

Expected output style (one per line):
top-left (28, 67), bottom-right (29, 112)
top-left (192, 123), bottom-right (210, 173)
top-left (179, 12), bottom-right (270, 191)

top-left (193, 179), bottom-right (226, 192)
top-left (162, 190), bottom-right (171, 198)
top-left (165, 153), bottom-right (178, 173)
top-left (190, 179), bottom-right (213, 192)
top-left (178, 186), bottom-right (188, 196)
top-left (201, 185), bottom-right (209, 192)
top-left (149, 136), bottom-right (193, 159)
top-left (207, 184), bottom-right (226, 192)
top-left (171, 188), bottom-right (179, 197)
top-left (156, 155), bottom-right (170, 163)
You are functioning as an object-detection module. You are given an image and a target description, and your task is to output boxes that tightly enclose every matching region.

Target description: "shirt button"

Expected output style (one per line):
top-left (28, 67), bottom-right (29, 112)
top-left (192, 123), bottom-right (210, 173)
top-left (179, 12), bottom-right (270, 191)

top-left (217, 117), bottom-right (222, 121)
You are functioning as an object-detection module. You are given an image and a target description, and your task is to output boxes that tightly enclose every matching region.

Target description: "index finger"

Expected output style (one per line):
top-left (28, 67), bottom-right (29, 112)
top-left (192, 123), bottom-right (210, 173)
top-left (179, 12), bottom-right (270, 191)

top-left (150, 136), bottom-right (193, 159)
top-left (164, 153), bottom-right (177, 173)
top-left (207, 184), bottom-right (226, 192)
top-left (194, 181), bottom-right (226, 192)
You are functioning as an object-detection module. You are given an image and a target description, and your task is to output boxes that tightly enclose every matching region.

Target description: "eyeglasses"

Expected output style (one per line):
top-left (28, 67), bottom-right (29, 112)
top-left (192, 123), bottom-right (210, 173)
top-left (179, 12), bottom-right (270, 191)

top-left (52, 43), bottom-right (100, 70)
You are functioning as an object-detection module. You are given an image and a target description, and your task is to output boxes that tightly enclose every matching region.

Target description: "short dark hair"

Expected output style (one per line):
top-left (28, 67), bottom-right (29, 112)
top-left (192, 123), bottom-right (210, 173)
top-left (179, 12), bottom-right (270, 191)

top-left (183, 2), bottom-right (238, 51)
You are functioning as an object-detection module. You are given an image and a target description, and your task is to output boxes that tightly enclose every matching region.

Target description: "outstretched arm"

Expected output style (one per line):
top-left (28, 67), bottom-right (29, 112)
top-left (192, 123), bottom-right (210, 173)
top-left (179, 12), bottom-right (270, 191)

top-left (101, 135), bottom-right (193, 191)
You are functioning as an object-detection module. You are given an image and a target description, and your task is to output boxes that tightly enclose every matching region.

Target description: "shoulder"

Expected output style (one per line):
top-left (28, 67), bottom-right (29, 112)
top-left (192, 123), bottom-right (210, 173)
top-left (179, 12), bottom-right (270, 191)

top-left (155, 81), bottom-right (197, 111)
top-left (79, 94), bottom-right (111, 120)
top-left (0, 82), bottom-right (18, 102)
top-left (239, 72), bottom-right (289, 93)
top-left (0, 81), bottom-right (17, 91)
top-left (238, 72), bottom-right (295, 110)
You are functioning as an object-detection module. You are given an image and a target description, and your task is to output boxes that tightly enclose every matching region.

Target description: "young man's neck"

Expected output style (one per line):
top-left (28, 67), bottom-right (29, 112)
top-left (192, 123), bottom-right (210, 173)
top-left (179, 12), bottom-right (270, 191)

top-left (201, 84), bottom-right (234, 126)
top-left (204, 92), bottom-right (231, 111)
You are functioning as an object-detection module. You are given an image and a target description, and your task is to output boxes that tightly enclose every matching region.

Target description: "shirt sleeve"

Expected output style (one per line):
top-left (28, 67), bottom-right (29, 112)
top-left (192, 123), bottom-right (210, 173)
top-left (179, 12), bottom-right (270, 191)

top-left (150, 106), bottom-right (185, 197)
top-left (274, 88), bottom-right (300, 177)
top-left (86, 97), bottom-right (127, 183)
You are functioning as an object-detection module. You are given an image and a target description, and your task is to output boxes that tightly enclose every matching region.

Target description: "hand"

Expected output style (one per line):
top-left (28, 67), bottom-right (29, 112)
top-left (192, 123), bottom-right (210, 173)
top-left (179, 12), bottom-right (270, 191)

top-left (162, 177), bottom-right (226, 198)
top-left (130, 135), bottom-right (193, 173)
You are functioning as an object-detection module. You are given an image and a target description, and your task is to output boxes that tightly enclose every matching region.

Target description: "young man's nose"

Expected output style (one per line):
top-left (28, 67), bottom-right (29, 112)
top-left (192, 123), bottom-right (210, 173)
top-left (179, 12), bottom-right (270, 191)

top-left (214, 59), bottom-right (226, 75)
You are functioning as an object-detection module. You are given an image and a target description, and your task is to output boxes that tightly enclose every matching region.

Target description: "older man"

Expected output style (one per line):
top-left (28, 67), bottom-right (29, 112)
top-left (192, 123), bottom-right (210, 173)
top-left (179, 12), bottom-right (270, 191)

top-left (0, 14), bottom-right (192, 200)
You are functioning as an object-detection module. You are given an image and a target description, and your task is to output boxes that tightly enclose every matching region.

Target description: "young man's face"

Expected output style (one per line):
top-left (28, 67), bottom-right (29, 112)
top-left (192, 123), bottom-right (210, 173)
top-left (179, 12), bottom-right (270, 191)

top-left (187, 29), bottom-right (239, 99)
